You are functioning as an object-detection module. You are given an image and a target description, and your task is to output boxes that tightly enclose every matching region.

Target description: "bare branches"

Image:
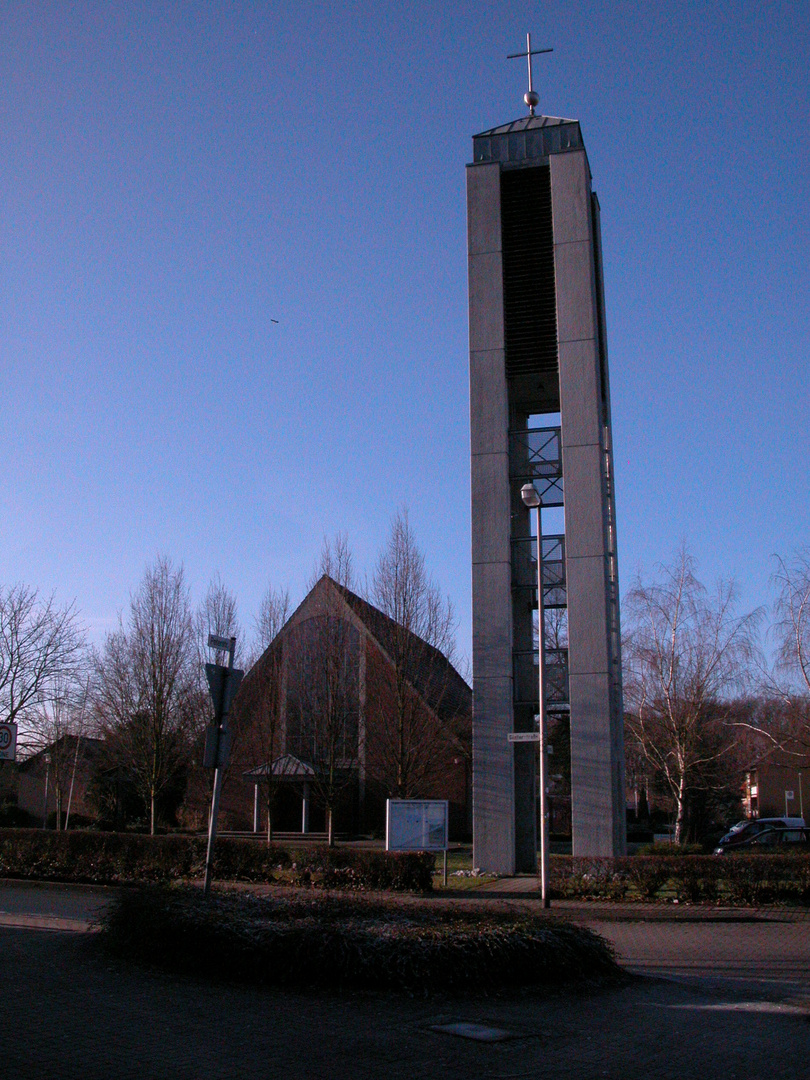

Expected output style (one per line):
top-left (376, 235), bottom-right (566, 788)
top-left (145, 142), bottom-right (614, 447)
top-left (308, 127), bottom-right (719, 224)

top-left (772, 549), bottom-right (810, 697)
top-left (308, 532), bottom-right (354, 592)
top-left (93, 557), bottom-right (197, 834)
top-left (285, 541), bottom-right (361, 844)
top-left (195, 574), bottom-right (244, 672)
top-left (251, 583), bottom-right (291, 665)
top-left (370, 509), bottom-right (457, 662)
top-left (0, 584), bottom-right (87, 744)
top-left (236, 582), bottom-right (291, 841)
top-left (623, 547), bottom-right (760, 842)
top-left (364, 509), bottom-right (464, 799)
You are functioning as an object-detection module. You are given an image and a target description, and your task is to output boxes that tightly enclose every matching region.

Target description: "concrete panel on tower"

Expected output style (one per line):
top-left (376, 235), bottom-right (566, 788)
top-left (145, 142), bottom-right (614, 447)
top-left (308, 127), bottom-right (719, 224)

top-left (472, 675), bottom-right (516, 875)
top-left (471, 562), bottom-right (513, 679)
top-left (471, 455), bottom-right (511, 563)
top-left (553, 241), bottom-right (598, 345)
top-left (549, 148), bottom-right (592, 243)
top-left (561, 444), bottom-right (607, 559)
top-left (566, 557), bottom-right (611, 674)
top-left (569, 671), bottom-right (621, 855)
top-left (468, 253), bottom-right (505, 351)
top-left (467, 162), bottom-right (502, 255)
top-left (470, 350), bottom-right (509, 455)
top-left (558, 339), bottom-right (603, 447)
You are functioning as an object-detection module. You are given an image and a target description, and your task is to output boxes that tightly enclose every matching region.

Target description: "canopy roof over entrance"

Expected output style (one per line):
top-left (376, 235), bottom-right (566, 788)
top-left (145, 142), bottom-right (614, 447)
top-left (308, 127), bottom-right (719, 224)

top-left (243, 754), bottom-right (315, 782)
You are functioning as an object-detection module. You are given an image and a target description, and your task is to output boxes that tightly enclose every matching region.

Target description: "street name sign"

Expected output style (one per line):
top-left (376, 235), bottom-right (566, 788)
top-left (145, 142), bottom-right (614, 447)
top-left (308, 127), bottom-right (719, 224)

top-left (507, 732), bottom-right (542, 743)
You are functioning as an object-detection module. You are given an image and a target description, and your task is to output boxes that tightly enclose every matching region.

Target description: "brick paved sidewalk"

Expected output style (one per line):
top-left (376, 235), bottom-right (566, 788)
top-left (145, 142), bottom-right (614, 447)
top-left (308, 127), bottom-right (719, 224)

top-left (3, 878), bottom-right (810, 1079)
top-left (3, 922), bottom-right (809, 1080)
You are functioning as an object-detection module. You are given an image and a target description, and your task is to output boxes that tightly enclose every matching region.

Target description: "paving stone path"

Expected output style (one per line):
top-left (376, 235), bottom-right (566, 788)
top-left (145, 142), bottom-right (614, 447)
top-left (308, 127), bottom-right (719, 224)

top-left (2, 881), bottom-right (809, 1080)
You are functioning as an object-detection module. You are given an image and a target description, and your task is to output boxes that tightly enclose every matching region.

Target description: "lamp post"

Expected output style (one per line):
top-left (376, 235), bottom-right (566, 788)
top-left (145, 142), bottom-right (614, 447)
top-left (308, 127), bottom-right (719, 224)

top-left (520, 482), bottom-right (550, 908)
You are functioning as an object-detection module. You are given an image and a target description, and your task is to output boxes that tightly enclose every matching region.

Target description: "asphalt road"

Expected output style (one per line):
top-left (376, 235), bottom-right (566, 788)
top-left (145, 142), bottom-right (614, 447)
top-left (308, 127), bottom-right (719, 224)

top-left (2, 881), bottom-right (809, 1080)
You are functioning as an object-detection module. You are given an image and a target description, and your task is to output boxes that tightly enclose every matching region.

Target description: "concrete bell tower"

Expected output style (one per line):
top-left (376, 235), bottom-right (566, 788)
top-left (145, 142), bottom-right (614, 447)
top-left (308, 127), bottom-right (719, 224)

top-left (468, 111), bottom-right (625, 872)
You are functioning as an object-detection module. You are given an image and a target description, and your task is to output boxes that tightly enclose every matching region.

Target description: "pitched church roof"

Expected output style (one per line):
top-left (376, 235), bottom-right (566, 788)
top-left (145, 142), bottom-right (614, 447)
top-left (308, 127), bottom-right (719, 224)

top-left (239, 576), bottom-right (470, 725)
top-left (330, 580), bottom-right (471, 724)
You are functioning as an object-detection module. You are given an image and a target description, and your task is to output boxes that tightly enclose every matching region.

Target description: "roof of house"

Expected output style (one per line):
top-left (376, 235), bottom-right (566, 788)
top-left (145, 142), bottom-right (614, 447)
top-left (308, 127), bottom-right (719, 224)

top-left (17, 734), bottom-right (104, 772)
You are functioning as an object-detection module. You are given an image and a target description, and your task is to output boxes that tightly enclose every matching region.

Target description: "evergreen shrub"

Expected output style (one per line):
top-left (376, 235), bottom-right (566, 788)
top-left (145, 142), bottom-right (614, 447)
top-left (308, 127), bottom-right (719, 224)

top-left (551, 853), bottom-right (810, 905)
top-left (0, 829), bottom-right (434, 893)
top-left (101, 886), bottom-right (620, 991)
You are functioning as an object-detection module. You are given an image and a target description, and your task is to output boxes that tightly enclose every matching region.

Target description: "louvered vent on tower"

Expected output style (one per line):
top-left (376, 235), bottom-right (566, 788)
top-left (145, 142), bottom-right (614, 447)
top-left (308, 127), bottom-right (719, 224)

top-left (500, 166), bottom-right (558, 379)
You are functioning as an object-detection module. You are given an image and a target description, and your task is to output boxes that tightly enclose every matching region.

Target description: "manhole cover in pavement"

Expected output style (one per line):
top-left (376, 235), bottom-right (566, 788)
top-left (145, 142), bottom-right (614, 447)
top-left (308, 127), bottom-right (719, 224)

top-left (429, 1022), bottom-right (515, 1042)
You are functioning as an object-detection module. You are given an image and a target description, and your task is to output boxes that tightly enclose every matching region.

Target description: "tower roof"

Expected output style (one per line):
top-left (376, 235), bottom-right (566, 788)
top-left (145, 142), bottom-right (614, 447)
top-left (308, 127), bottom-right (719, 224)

top-left (471, 115), bottom-right (584, 170)
top-left (473, 114), bottom-right (577, 138)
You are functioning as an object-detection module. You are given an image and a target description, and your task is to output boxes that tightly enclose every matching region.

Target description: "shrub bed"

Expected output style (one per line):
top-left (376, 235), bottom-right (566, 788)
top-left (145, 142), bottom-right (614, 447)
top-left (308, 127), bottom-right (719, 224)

top-left (101, 886), bottom-right (620, 991)
top-left (0, 829), bottom-right (434, 893)
top-left (551, 853), bottom-right (810, 904)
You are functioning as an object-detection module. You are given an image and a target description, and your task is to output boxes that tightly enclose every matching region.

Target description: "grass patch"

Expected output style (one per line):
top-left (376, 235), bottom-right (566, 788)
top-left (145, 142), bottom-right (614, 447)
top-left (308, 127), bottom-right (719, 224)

top-left (100, 886), bottom-right (620, 992)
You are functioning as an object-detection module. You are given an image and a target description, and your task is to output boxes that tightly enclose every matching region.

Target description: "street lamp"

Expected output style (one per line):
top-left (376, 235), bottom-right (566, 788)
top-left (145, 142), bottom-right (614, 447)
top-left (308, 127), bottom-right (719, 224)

top-left (520, 482), bottom-right (550, 908)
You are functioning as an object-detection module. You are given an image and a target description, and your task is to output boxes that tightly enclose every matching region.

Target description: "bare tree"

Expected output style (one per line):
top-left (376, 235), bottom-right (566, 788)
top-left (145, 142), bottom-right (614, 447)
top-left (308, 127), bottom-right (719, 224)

top-left (195, 574), bottom-right (244, 673)
top-left (254, 582), bottom-right (291, 657)
top-left (623, 547), bottom-right (760, 843)
top-left (364, 509), bottom-right (464, 798)
top-left (94, 557), bottom-right (197, 835)
top-left (768, 550), bottom-right (810, 752)
top-left (0, 584), bottom-right (86, 747)
top-left (27, 674), bottom-right (90, 828)
top-left (236, 583), bottom-right (291, 841)
top-left (288, 536), bottom-right (359, 844)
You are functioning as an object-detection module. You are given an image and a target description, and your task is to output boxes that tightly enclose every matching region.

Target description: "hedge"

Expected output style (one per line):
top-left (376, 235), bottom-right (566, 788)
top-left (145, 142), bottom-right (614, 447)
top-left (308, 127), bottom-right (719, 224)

top-left (101, 886), bottom-right (620, 991)
top-left (550, 853), bottom-right (810, 905)
top-left (0, 829), bottom-right (434, 893)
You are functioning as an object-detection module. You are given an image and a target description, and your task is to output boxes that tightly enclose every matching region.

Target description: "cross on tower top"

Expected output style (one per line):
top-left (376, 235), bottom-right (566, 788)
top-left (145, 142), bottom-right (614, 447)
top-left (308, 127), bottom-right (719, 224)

top-left (507, 33), bottom-right (553, 116)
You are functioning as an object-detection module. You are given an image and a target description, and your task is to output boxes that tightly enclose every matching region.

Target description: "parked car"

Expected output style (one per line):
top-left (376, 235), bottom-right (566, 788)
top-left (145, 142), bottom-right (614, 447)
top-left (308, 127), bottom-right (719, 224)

top-left (714, 817), bottom-right (808, 855)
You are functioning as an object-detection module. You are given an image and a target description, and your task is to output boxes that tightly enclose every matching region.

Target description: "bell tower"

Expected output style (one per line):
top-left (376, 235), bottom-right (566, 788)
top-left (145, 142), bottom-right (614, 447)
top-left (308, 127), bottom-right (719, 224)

top-left (468, 104), bottom-right (625, 871)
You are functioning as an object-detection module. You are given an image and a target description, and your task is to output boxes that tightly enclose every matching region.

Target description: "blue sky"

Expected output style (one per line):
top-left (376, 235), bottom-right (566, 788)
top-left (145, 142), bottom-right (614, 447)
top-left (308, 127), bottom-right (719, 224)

top-left (2, 1), bottom-right (808, 662)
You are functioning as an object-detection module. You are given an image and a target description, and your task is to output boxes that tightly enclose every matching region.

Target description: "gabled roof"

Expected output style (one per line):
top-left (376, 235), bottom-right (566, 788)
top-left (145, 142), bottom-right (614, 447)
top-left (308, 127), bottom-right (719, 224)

top-left (17, 734), bottom-right (104, 771)
top-left (331, 581), bottom-right (471, 723)
top-left (237, 576), bottom-right (471, 725)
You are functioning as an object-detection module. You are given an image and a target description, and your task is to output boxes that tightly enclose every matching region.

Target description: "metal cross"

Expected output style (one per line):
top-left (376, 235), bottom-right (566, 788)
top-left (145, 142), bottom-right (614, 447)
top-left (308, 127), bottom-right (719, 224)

top-left (507, 32), bottom-right (553, 116)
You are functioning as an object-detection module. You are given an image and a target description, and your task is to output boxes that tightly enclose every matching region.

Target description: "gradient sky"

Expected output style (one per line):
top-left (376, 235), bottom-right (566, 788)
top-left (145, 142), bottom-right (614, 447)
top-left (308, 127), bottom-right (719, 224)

top-left (2, 1), bottom-right (808, 663)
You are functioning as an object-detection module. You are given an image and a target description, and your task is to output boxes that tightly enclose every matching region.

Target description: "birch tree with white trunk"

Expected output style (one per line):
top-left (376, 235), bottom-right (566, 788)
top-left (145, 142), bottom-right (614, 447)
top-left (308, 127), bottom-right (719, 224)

top-left (623, 547), bottom-right (759, 843)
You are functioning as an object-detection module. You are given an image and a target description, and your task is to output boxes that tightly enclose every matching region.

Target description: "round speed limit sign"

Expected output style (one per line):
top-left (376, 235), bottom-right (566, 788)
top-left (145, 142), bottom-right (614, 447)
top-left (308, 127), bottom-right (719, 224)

top-left (0, 724), bottom-right (17, 759)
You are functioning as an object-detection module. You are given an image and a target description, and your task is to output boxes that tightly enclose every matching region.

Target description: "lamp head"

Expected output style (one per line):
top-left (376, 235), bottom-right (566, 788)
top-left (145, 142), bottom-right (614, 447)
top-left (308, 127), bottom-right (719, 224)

top-left (520, 483), bottom-right (541, 509)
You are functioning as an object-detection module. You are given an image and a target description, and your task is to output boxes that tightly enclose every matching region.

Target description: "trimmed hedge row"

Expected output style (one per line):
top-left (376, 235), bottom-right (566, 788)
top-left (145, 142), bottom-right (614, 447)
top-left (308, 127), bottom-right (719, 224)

top-left (551, 854), bottom-right (810, 905)
top-left (0, 829), bottom-right (434, 893)
top-left (102, 886), bottom-right (620, 991)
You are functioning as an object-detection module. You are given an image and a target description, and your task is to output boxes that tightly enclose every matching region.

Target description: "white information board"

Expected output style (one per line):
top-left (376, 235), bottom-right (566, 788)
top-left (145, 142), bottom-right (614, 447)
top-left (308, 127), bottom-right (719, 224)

top-left (386, 799), bottom-right (448, 852)
top-left (0, 723), bottom-right (18, 762)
